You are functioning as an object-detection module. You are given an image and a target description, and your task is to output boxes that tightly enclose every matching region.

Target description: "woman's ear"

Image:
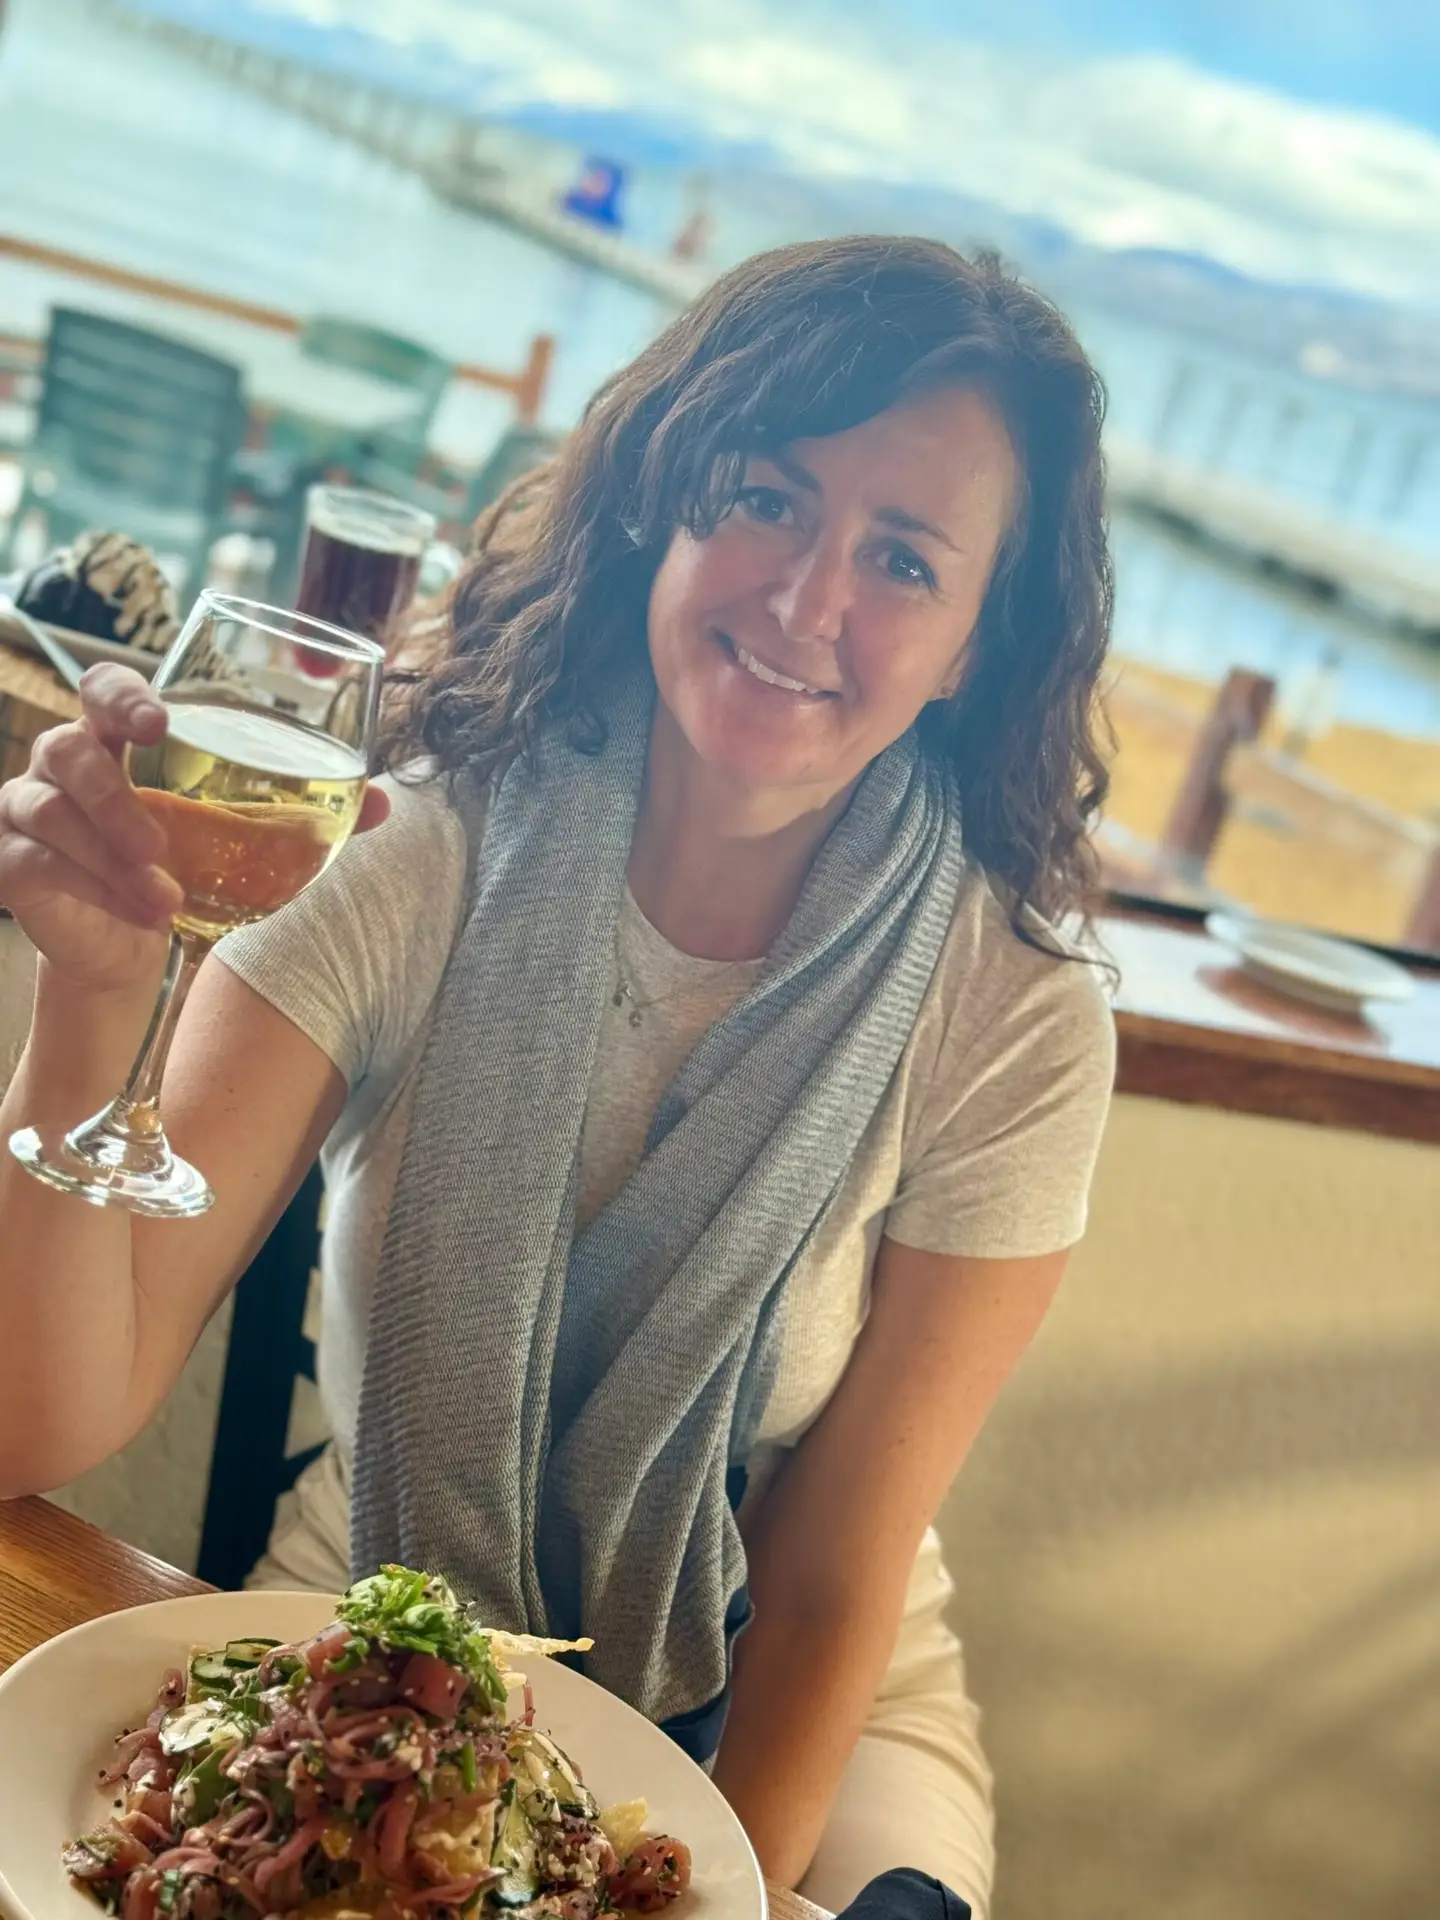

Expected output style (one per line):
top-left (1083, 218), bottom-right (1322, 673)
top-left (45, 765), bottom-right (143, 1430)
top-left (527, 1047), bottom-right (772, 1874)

top-left (933, 645), bottom-right (969, 704)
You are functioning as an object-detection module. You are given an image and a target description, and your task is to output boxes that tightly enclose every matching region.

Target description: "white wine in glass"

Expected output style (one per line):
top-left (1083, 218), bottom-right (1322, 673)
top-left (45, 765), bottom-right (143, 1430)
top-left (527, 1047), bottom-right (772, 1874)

top-left (9, 591), bottom-right (384, 1218)
top-left (127, 704), bottom-right (367, 943)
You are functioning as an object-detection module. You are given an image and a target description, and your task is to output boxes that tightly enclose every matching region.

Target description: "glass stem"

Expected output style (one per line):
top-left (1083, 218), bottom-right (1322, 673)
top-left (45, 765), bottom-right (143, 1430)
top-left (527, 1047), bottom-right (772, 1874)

top-left (107, 931), bottom-right (205, 1142)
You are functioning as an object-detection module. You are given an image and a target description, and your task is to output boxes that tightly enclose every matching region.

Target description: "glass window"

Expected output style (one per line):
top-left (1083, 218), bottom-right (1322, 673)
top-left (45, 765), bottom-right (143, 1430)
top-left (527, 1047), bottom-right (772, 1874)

top-left (1, 0), bottom-right (1435, 948)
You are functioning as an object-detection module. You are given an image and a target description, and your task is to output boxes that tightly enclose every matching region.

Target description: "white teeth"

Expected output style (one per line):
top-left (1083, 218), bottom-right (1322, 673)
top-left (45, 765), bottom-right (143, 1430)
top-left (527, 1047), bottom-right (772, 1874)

top-left (734, 646), bottom-right (822, 696)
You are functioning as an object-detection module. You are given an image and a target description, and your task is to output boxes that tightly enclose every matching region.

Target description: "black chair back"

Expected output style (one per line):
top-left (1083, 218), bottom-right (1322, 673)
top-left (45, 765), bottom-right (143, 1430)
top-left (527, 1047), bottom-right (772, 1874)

top-left (196, 1164), bottom-right (325, 1589)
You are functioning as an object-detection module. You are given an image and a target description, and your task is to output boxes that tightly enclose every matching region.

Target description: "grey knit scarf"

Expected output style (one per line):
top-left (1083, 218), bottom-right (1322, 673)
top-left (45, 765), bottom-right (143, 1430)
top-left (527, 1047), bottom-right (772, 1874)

top-left (351, 675), bottom-right (964, 1760)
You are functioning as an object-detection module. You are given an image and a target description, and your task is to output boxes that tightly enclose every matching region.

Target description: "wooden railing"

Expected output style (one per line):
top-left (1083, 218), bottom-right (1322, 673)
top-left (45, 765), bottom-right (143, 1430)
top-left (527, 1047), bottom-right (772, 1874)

top-left (0, 233), bottom-right (554, 423)
top-left (1104, 668), bottom-right (1440, 951)
top-left (1224, 744), bottom-right (1435, 878)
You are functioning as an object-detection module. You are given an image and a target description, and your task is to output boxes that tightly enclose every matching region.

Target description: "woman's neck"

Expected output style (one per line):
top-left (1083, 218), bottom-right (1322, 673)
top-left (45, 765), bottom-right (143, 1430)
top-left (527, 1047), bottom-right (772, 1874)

top-left (628, 709), bottom-right (855, 961)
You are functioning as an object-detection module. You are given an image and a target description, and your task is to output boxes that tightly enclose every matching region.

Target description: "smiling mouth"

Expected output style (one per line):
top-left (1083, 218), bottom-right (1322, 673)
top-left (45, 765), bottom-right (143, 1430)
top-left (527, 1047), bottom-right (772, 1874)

top-left (723, 637), bottom-right (837, 699)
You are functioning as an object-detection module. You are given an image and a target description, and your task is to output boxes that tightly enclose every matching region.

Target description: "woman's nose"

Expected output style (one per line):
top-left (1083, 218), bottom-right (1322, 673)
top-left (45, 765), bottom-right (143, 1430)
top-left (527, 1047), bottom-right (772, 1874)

top-left (764, 537), bottom-right (853, 646)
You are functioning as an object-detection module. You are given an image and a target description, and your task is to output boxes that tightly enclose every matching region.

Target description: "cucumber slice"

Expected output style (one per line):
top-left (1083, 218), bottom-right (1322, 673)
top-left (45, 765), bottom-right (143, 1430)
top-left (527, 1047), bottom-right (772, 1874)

top-left (188, 1651), bottom-right (232, 1689)
top-left (160, 1700), bottom-right (246, 1757)
top-left (489, 1885), bottom-right (539, 1911)
top-left (222, 1638), bottom-right (281, 1668)
top-left (513, 1727), bottom-right (599, 1822)
top-left (488, 1787), bottom-right (538, 1908)
top-left (174, 1749), bottom-right (230, 1824)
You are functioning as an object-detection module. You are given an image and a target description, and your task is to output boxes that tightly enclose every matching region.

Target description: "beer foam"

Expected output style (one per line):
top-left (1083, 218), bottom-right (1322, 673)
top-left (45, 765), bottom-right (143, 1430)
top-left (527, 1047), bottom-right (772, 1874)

top-left (308, 490), bottom-right (430, 556)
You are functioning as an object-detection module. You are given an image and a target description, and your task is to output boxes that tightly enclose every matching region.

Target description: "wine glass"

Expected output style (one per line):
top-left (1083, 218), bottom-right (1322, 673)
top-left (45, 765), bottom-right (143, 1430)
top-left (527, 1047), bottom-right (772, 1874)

top-left (9, 591), bottom-right (384, 1218)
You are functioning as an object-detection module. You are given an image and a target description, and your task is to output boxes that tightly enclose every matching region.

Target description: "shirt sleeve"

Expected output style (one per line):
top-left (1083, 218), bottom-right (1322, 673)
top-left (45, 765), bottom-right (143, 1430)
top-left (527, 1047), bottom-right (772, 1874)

top-left (212, 777), bottom-right (468, 1091)
top-left (885, 940), bottom-right (1116, 1262)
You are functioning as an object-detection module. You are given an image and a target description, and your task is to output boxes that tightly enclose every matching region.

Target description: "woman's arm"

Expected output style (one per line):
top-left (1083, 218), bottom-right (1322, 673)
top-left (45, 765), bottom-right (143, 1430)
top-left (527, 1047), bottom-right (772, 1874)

top-left (0, 956), bottom-right (347, 1497)
top-left (0, 666), bottom-right (393, 1499)
top-left (711, 1238), bottom-right (1067, 1888)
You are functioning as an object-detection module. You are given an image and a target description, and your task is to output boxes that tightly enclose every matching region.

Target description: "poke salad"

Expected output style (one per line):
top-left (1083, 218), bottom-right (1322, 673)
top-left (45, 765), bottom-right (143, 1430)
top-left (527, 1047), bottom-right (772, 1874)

top-left (62, 1567), bottom-right (692, 1920)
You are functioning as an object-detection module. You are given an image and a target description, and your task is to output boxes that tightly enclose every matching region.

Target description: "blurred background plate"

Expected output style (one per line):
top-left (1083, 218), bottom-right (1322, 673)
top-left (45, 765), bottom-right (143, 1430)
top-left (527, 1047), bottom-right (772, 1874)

top-left (1206, 911), bottom-right (1416, 1014)
top-left (0, 604), bottom-right (159, 679)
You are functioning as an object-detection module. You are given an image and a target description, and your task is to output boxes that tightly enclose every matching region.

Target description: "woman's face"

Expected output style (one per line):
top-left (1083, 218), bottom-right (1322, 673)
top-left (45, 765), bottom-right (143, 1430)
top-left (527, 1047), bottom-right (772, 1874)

top-left (646, 385), bottom-right (1019, 801)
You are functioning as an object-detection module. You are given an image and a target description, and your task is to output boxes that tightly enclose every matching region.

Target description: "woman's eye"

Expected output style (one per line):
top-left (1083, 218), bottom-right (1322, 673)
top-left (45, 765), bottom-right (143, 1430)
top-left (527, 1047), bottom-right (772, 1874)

top-left (881, 543), bottom-right (936, 589)
top-left (736, 486), bottom-right (795, 526)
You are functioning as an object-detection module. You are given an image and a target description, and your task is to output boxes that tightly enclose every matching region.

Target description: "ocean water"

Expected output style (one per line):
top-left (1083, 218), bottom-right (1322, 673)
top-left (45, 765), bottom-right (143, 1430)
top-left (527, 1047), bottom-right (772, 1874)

top-left (1, 0), bottom-right (1438, 736)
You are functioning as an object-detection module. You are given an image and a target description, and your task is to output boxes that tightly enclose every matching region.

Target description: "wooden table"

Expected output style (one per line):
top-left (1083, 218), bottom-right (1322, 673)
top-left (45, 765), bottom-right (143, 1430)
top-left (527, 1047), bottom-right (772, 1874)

top-left (0, 1498), bottom-right (830, 1920)
top-left (0, 636), bottom-right (79, 784)
top-left (1104, 902), bottom-right (1440, 1144)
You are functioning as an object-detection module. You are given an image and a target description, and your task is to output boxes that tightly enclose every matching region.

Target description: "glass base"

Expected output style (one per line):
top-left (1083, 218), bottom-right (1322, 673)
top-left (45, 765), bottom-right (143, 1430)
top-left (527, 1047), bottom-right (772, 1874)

top-left (9, 1114), bottom-right (215, 1219)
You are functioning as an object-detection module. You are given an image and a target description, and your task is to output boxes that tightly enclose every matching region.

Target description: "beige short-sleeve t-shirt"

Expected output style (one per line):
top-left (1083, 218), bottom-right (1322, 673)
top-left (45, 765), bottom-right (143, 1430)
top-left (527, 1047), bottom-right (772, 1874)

top-left (217, 776), bottom-right (1114, 1506)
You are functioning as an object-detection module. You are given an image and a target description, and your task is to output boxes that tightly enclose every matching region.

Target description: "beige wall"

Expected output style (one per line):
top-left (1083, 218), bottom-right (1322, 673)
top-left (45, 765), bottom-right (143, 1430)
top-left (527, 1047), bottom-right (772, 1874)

top-left (938, 1094), bottom-right (1440, 1920)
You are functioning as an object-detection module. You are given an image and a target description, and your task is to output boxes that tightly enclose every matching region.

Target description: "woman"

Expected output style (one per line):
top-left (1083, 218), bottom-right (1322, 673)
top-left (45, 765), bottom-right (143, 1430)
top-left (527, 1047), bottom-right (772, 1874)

top-left (0, 237), bottom-right (1115, 1916)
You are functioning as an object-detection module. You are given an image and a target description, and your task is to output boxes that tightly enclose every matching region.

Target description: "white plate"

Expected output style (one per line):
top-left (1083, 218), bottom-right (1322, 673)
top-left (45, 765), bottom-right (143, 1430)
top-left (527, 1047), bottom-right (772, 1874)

top-left (0, 608), bottom-right (161, 678)
top-left (1205, 911), bottom-right (1415, 1015)
top-left (0, 1591), bottom-right (765, 1920)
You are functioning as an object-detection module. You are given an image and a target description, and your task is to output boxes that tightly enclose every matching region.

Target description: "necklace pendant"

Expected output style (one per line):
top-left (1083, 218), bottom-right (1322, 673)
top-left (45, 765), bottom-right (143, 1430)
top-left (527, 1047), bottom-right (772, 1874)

top-left (612, 988), bottom-right (625, 1008)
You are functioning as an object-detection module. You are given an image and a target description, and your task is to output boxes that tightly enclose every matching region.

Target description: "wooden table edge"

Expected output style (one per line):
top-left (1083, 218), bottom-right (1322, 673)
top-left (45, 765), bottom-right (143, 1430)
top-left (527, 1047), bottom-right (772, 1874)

top-left (1102, 903), bottom-right (1440, 1143)
top-left (1114, 1003), bottom-right (1440, 1092)
top-left (0, 1498), bottom-right (831, 1919)
top-left (1115, 1018), bottom-right (1440, 1144)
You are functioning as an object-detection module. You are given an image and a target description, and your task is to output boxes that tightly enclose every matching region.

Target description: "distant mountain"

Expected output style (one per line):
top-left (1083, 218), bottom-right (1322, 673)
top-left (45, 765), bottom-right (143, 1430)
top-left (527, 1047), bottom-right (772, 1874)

top-left (1048, 249), bottom-right (1440, 402)
top-left (705, 169), bottom-right (1440, 403)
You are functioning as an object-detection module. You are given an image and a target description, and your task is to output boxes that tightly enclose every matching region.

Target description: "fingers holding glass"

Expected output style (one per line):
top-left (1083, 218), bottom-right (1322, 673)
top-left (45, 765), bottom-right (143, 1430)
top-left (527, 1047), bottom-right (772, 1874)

top-left (9, 592), bottom-right (384, 1217)
top-left (0, 774), bottom-right (180, 928)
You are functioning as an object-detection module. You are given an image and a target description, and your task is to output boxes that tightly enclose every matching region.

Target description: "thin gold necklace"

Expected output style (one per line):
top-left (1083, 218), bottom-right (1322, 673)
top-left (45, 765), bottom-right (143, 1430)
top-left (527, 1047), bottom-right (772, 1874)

top-left (613, 904), bottom-right (764, 1029)
top-left (611, 925), bottom-right (696, 1030)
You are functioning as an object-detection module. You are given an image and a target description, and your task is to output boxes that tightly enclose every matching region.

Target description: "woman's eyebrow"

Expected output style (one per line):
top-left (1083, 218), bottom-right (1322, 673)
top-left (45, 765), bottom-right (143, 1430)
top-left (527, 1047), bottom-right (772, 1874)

top-left (876, 505), bottom-right (962, 553)
top-left (764, 450), bottom-right (822, 495)
top-left (758, 452), bottom-right (961, 553)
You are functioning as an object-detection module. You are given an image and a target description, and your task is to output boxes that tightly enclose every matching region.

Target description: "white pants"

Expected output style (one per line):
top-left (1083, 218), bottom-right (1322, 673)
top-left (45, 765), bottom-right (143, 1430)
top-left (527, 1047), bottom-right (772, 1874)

top-left (252, 1449), bottom-right (995, 1917)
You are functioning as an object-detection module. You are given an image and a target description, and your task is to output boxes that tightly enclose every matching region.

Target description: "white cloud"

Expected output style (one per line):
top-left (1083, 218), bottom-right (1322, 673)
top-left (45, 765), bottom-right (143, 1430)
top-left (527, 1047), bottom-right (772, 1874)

top-left (245, 0), bottom-right (1440, 307)
top-left (1039, 56), bottom-right (1440, 247)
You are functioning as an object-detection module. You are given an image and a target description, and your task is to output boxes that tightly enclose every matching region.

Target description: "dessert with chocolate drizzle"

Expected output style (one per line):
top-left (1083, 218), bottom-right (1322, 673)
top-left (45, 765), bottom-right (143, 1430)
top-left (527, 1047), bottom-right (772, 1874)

top-left (13, 530), bottom-right (181, 655)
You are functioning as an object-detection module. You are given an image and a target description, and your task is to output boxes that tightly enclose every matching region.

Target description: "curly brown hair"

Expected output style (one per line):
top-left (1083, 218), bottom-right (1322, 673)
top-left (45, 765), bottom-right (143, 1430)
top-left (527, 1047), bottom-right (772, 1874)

top-left (384, 234), bottom-right (1114, 927)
